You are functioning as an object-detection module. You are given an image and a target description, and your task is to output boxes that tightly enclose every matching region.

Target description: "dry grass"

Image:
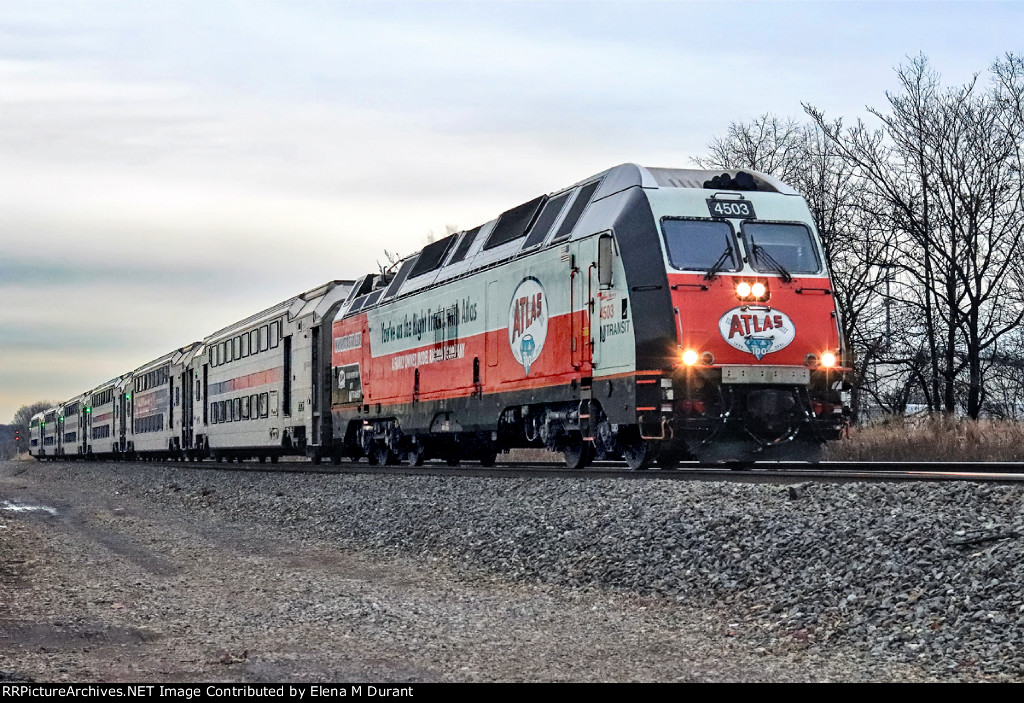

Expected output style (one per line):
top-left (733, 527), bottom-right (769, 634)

top-left (825, 414), bottom-right (1024, 462)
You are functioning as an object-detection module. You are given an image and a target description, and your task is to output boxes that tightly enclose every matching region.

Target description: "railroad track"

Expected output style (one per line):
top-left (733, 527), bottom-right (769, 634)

top-left (49, 457), bottom-right (1024, 483)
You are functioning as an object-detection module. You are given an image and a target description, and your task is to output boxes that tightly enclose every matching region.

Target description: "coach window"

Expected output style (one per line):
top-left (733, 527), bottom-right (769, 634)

top-left (241, 333), bottom-right (249, 358)
top-left (270, 321), bottom-right (281, 348)
top-left (259, 393), bottom-right (269, 418)
top-left (232, 336), bottom-right (240, 359)
top-left (259, 325), bottom-right (269, 352)
top-left (661, 219), bottom-right (739, 273)
top-left (241, 396), bottom-right (250, 420)
top-left (250, 330), bottom-right (259, 355)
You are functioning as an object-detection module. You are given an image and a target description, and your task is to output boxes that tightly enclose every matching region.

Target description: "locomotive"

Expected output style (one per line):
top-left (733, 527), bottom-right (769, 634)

top-left (330, 164), bottom-right (848, 468)
top-left (29, 164), bottom-right (849, 468)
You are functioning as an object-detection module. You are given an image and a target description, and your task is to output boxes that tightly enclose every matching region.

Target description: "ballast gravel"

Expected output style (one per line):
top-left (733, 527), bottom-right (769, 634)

top-left (2, 460), bottom-right (1023, 682)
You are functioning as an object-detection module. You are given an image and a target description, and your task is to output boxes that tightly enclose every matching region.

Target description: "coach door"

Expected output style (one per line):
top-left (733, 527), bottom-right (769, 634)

top-left (311, 326), bottom-right (322, 445)
top-left (181, 369), bottom-right (193, 450)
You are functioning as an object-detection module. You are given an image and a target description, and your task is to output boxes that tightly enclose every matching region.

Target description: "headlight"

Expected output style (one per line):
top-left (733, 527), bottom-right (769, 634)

top-left (736, 281), bottom-right (751, 298)
top-left (820, 351), bottom-right (837, 368)
top-left (682, 348), bottom-right (699, 366)
top-left (750, 282), bottom-right (766, 298)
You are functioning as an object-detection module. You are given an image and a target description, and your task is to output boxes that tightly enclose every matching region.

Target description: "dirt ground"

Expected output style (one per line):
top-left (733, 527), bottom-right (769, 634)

top-left (0, 459), bottom-right (949, 683)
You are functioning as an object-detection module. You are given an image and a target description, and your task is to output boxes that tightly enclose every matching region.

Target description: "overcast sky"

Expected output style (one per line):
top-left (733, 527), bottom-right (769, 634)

top-left (2, 0), bottom-right (1022, 421)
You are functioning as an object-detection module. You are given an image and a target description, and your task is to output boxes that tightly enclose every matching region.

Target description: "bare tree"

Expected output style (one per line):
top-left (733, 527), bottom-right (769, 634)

top-left (806, 54), bottom-right (1024, 418)
top-left (2, 401), bottom-right (52, 457)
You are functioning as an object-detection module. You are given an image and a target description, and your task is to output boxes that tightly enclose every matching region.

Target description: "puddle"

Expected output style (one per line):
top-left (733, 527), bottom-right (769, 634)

top-left (1, 500), bottom-right (58, 516)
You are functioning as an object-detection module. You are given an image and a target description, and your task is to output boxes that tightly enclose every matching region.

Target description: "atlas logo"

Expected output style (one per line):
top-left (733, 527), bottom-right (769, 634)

top-left (509, 277), bottom-right (548, 376)
top-left (718, 307), bottom-right (796, 360)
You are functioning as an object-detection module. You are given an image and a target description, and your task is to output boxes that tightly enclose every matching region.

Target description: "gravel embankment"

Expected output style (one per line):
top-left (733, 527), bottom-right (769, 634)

top-left (3, 460), bottom-right (1024, 681)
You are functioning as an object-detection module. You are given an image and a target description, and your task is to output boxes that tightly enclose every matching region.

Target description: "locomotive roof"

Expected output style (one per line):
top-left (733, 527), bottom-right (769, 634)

top-left (335, 163), bottom-right (797, 321)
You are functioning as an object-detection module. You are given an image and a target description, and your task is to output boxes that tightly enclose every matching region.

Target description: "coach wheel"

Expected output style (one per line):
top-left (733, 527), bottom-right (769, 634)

top-left (258, 456), bottom-right (266, 464)
top-left (310, 450), bottom-right (322, 466)
top-left (444, 449), bottom-right (461, 467)
top-left (621, 433), bottom-right (653, 471)
top-left (478, 447), bottom-right (498, 468)
top-left (562, 436), bottom-right (592, 470)
top-left (271, 455), bottom-right (279, 464)
top-left (331, 452), bottom-right (342, 466)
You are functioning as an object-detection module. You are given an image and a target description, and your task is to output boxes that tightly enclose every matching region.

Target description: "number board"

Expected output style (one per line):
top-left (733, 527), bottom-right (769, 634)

top-left (706, 199), bottom-right (757, 219)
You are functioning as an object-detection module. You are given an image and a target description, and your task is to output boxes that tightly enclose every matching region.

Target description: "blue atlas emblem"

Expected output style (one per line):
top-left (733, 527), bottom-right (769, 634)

top-left (519, 334), bottom-right (536, 375)
top-left (744, 336), bottom-right (775, 361)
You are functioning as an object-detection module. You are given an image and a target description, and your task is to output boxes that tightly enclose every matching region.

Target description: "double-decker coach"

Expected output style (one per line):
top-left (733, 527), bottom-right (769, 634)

top-left (81, 375), bottom-right (129, 458)
top-left (196, 280), bottom-right (352, 463)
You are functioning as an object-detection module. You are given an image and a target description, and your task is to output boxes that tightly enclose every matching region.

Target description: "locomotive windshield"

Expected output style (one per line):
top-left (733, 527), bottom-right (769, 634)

top-left (661, 219), bottom-right (739, 273)
top-left (743, 222), bottom-right (821, 275)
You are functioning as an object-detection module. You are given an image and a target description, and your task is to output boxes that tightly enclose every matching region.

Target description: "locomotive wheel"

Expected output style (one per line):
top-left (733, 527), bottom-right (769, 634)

top-left (562, 437), bottom-right (592, 470)
top-left (369, 444), bottom-right (390, 466)
top-left (621, 438), bottom-right (653, 470)
top-left (406, 442), bottom-right (425, 467)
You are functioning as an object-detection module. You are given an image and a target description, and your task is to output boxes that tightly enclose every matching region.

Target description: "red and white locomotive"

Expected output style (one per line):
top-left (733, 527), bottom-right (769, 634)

top-left (29, 164), bottom-right (848, 467)
top-left (329, 164), bottom-right (849, 468)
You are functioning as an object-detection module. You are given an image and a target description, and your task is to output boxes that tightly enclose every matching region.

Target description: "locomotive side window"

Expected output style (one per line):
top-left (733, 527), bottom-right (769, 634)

top-left (661, 219), bottom-right (739, 273)
top-left (742, 222), bottom-right (822, 275)
top-left (408, 233), bottom-right (459, 279)
top-left (447, 227), bottom-right (480, 265)
top-left (381, 256), bottom-right (417, 301)
top-left (522, 191), bottom-right (572, 250)
top-left (484, 195), bottom-right (546, 250)
top-left (552, 180), bottom-right (601, 242)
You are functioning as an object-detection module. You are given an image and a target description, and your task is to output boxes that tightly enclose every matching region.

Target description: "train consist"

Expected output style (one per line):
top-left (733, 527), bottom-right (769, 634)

top-left (30, 163), bottom-right (849, 468)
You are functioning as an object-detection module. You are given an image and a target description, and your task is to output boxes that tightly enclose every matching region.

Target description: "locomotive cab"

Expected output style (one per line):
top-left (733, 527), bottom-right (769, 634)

top-left (603, 168), bottom-right (849, 465)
